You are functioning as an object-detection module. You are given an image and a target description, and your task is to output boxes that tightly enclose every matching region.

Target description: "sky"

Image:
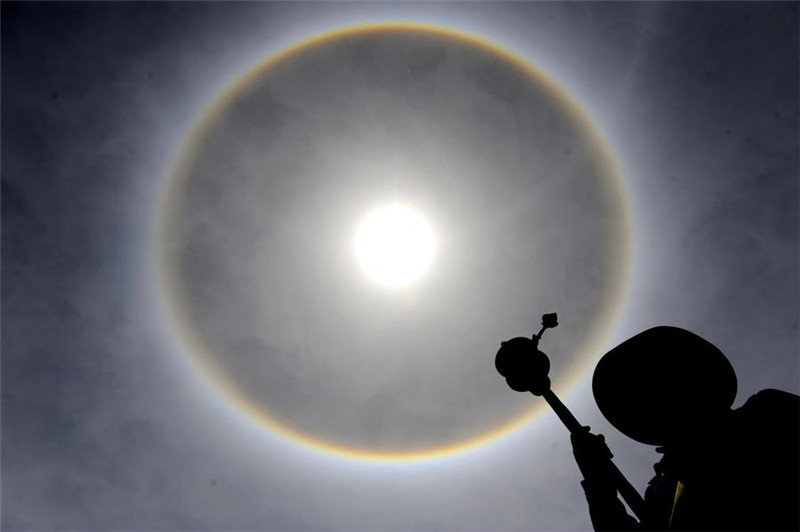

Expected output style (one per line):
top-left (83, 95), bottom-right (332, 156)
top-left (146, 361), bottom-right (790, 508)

top-left (2, 2), bottom-right (798, 531)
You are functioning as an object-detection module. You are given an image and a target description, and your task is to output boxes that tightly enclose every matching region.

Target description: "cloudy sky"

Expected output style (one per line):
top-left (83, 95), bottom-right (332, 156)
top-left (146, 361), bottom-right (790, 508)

top-left (3, 2), bottom-right (797, 531)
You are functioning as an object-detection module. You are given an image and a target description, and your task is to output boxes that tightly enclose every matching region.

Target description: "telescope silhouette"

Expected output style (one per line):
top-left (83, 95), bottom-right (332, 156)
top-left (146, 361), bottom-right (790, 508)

top-left (495, 313), bottom-right (645, 520)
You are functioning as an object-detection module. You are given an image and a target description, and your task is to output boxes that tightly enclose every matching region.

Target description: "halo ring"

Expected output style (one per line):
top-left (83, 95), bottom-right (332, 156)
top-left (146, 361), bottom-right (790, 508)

top-left (155, 22), bottom-right (633, 463)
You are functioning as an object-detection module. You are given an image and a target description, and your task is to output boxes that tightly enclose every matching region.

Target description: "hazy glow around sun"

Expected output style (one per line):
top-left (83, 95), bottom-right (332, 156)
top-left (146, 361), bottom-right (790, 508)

top-left (354, 203), bottom-right (435, 288)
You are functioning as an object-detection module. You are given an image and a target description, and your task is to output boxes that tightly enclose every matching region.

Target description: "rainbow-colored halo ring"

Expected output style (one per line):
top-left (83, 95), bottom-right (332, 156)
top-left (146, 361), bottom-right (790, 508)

top-left (156, 23), bottom-right (632, 462)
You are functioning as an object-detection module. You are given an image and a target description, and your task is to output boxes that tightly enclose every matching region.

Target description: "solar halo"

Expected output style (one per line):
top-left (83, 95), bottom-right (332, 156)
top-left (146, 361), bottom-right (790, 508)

top-left (155, 23), bottom-right (633, 462)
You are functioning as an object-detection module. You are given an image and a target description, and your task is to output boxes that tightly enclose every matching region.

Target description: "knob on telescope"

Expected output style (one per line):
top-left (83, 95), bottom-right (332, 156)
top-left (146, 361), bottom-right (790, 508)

top-left (495, 337), bottom-right (551, 395)
top-left (495, 313), bottom-right (558, 396)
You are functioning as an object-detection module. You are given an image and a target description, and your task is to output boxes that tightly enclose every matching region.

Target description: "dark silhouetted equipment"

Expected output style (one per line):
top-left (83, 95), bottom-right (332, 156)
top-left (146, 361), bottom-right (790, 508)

top-left (495, 313), bottom-right (646, 521)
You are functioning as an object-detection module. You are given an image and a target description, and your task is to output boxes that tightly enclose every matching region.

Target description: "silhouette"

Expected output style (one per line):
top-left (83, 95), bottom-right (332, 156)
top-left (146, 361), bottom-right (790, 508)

top-left (495, 314), bottom-right (645, 520)
top-left (496, 320), bottom-right (799, 531)
top-left (575, 326), bottom-right (799, 531)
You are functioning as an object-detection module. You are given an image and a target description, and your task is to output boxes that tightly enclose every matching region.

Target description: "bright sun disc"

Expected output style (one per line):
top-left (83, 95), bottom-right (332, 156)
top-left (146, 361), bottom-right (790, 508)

top-left (355, 204), bottom-right (435, 288)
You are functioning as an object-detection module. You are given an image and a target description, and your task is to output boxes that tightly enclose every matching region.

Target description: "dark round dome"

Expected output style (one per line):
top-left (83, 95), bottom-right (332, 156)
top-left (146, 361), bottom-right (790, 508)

top-left (592, 326), bottom-right (738, 445)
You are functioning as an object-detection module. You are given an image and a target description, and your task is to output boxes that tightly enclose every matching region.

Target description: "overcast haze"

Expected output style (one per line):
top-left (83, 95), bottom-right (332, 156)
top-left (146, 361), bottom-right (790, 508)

top-left (2, 2), bottom-right (798, 531)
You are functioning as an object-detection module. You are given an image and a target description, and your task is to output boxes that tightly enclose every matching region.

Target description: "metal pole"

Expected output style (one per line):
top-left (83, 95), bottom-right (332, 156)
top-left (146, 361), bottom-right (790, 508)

top-left (541, 389), bottom-right (646, 521)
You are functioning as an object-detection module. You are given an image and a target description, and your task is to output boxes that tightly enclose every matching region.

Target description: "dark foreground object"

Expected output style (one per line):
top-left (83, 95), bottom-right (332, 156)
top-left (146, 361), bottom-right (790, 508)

top-left (495, 314), bottom-right (646, 520)
top-left (576, 327), bottom-right (800, 531)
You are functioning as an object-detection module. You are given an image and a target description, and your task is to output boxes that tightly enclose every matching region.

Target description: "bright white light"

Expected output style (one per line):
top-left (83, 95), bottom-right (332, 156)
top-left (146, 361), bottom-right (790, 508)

top-left (354, 203), bottom-right (435, 288)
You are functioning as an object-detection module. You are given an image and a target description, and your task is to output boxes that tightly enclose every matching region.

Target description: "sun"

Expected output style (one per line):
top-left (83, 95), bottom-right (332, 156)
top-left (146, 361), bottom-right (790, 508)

top-left (354, 203), bottom-right (435, 288)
